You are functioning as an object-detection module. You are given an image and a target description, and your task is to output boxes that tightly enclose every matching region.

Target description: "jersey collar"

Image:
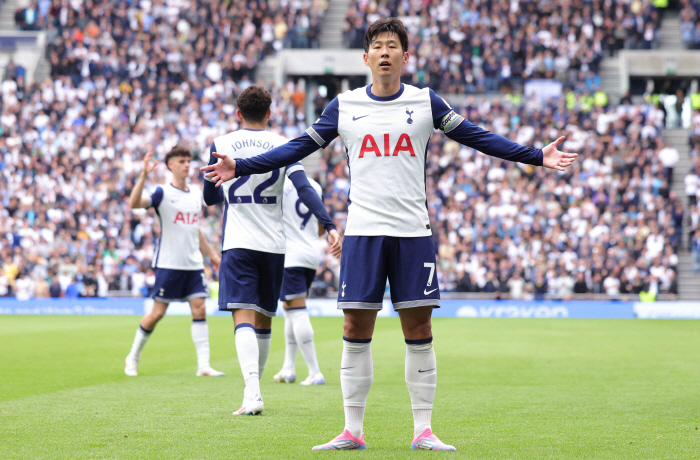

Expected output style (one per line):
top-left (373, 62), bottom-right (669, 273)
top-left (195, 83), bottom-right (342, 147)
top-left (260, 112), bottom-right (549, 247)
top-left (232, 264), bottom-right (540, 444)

top-left (170, 183), bottom-right (190, 193)
top-left (366, 83), bottom-right (404, 101)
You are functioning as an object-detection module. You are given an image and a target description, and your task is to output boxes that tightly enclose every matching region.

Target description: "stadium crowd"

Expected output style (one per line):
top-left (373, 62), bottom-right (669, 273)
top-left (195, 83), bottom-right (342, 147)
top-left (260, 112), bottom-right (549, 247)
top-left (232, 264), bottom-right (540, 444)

top-left (680, 0), bottom-right (700, 49)
top-left (684, 110), bottom-right (700, 272)
top-left (345, 0), bottom-right (661, 93)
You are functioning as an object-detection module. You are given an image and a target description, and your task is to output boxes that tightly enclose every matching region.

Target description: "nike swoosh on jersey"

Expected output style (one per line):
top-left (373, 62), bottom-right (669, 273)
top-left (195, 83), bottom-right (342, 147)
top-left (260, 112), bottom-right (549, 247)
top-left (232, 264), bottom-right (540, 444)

top-left (352, 115), bottom-right (369, 121)
top-left (424, 288), bottom-right (438, 295)
top-left (418, 368), bottom-right (436, 373)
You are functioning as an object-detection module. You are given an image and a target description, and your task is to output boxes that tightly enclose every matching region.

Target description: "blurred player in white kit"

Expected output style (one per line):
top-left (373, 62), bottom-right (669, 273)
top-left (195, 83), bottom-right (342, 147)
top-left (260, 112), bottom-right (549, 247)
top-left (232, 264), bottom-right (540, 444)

top-left (273, 177), bottom-right (328, 386)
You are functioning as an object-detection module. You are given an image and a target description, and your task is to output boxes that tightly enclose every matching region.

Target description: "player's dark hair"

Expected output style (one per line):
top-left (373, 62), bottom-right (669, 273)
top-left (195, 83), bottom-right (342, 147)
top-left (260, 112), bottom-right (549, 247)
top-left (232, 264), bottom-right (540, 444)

top-left (363, 17), bottom-right (408, 53)
top-left (236, 85), bottom-right (272, 123)
top-left (164, 146), bottom-right (192, 170)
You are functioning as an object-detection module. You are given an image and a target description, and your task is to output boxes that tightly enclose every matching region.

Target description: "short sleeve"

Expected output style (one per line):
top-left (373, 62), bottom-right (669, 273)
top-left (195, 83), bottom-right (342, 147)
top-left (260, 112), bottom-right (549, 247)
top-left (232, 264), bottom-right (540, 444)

top-left (429, 89), bottom-right (465, 133)
top-left (149, 187), bottom-right (164, 209)
top-left (285, 162), bottom-right (305, 177)
top-left (305, 97), bottom-right (339, 148)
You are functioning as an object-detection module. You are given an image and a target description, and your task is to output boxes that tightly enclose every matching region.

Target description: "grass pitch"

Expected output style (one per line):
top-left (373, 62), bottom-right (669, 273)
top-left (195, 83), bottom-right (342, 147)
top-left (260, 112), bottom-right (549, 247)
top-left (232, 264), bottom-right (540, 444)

top-left (1, 315), bottom-right (699, 459)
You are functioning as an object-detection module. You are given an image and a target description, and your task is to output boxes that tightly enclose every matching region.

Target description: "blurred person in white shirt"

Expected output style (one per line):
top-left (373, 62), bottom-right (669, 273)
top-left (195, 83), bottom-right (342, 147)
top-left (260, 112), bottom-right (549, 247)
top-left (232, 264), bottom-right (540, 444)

top-left (14, 272), bottom-right (34, 301)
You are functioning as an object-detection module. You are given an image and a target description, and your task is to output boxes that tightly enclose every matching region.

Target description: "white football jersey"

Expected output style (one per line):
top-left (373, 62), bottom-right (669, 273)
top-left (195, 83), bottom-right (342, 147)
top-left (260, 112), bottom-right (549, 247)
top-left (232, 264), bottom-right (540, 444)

top-left (306, 84), bottom-right (439, 237)
top-left (146, 183), bottom-right (204, 270)
top-left (283, 178), bottom-right (323, 269)
top-left (213, 129), bottom-right (304, 254)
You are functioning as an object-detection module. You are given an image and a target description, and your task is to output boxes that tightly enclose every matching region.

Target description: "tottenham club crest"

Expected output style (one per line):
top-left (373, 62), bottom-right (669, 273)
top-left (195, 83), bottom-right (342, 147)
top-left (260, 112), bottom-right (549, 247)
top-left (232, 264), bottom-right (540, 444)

top-left (406, 108), bottom-right (414, 124)
top-left (341, 282), bottom-right (347, 297)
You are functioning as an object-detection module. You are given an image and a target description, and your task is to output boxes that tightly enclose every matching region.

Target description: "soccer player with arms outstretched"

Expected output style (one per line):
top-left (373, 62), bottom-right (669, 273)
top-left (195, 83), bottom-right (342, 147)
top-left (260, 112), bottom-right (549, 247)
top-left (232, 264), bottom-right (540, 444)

top-left (202, 19), bottom-right (577, 450)
top-left (202, 85), bottom-right (341, 415)
top-left (273, 176), bottom-right (328, 386)
top-left (125, 146), bottom-right (224, 378)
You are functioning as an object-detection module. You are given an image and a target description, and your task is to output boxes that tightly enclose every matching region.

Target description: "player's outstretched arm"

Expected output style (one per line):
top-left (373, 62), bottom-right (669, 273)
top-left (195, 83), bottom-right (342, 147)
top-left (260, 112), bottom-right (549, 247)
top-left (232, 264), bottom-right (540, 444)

top-left (129, 151), bottom-right (156, 209)
top-left (288, 170), bottom-right (342, 258)
top-left (198, 228), bottom-right (221, 270)
top-left (201, 134), bottom-right (322, 187)
top-left (446, 121), bottom-right (577, 168)
top-left (201, 98), bottom-right (340, 186)
top-left (429, 89), bottom-right (578, 168)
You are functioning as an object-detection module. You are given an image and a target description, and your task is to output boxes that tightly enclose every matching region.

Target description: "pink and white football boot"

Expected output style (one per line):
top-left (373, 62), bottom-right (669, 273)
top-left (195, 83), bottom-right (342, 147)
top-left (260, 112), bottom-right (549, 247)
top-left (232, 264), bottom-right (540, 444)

top-left (410, 428), bottom-right (456, 451)
top-left (312, 429), bottom-right (366, 450)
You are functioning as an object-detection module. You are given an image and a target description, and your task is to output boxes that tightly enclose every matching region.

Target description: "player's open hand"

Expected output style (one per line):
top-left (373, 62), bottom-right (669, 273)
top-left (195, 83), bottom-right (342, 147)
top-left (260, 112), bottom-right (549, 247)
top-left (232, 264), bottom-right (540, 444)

top-left (141, 150), bottom-right (156, 177)
top-left (211, 254), bottom-right (221, 271)
top-left (328, 229), bottom-right (342, 259)
top-left (200, 152), bottom-right (237, 187)
top-left (542, 136), bottom-right (578, 171)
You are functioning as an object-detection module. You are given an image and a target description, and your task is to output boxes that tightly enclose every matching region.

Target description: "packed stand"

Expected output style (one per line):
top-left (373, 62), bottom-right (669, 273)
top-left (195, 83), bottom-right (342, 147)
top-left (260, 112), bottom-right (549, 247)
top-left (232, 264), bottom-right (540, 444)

top-left (345, 0), bottom-right (661, 94)
top-left (18, 0), bottom-right (326, 50)
top-left (319, 95), bottom-right (681, 300)
top-left (684, 109), bottom-right (700, 273)
top-left (1, 0), bottom-right (326, 299)
top-left (680, 0), bottom-right (700, 49)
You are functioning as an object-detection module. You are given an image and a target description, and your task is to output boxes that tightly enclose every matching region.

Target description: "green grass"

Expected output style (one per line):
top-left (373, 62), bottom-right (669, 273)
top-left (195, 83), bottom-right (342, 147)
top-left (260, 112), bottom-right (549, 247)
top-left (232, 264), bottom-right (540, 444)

top-left (1, 316), bottom-right (700, 459)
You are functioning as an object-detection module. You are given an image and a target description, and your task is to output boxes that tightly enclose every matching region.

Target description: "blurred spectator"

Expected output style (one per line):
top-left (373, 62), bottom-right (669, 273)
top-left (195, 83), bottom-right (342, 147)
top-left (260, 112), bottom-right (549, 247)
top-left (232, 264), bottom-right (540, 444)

top-left (49, 277), bottom-right (62, 298)
top-left (14, 272), bottom-right (34, 301)
top-left (692, 229), bottom-right (700, 274)
top-left (507, 271), bottom-right (525, 300)
top-left (573, 272), bottom-right (589, 294)
top-left (658, 143), bottom-right (679, 186)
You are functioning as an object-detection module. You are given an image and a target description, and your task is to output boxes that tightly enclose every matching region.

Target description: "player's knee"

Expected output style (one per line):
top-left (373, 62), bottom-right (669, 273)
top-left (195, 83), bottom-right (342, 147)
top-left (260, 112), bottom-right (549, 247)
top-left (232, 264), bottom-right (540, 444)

top-left (191, 304), bottom-right (205, 318)
top-left (151, 310), bottom-right (166, 322)
top-left (343, 319), bottom-right (368, 340)
top-left (408, 318), bottom-right (432, 339)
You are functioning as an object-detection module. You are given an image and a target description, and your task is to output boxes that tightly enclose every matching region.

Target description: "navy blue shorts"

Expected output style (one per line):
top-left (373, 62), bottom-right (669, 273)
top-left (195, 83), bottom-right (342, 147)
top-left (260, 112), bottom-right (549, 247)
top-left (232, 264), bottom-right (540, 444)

top-left (218, 248), bottom-right (285, 317)
top-left (338, 236), bottom-right (440, 310)
top-left (150, 268), bottom-right (208, 303)
top-left (280, 267), bottom-right (317, 301)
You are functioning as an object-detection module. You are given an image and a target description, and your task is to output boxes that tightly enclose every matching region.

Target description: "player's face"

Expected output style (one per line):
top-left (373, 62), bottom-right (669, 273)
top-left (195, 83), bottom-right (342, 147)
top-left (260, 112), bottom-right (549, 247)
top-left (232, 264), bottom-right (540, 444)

top-left (168, 156), bottom-right (191, 179)
top-left (364, 32), bottom-right (408, 79)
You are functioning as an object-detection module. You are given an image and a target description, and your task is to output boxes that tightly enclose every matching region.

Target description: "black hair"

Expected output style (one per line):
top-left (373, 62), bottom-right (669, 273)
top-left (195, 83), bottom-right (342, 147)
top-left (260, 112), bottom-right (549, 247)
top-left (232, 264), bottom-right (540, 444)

top-left (363, 17), bottom-right (409, 53)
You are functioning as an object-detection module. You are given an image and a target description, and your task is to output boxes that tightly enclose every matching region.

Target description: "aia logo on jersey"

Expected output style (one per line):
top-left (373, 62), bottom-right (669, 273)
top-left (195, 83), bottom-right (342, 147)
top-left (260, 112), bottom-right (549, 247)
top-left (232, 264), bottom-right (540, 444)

top-left (174, 212), bottom-right (199, 225)
top-left (359, 133), bottom-right (415, 158)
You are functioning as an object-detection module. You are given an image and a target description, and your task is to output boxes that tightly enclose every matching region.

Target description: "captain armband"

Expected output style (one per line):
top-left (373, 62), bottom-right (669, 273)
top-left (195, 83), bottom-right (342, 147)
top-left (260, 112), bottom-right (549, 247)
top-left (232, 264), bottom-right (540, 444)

top-left (306, 127), bottom-right (325, 146)
top-left (439, 110), bottom-right (465, 134)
